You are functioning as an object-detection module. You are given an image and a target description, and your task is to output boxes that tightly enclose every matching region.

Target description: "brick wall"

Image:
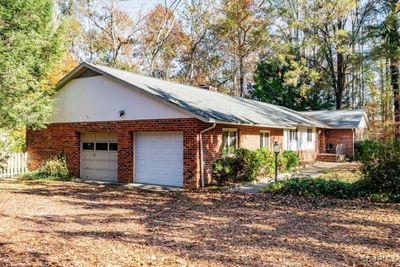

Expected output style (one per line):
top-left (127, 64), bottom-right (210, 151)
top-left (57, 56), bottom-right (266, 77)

top-left (26, 118), bottom-right (201, 189)
top-left (325, 129), bottom-right (354, 157)
top-left (27, 118), bottom-right (340, 189)
top-left (199, 123), bottom-right (284, 185)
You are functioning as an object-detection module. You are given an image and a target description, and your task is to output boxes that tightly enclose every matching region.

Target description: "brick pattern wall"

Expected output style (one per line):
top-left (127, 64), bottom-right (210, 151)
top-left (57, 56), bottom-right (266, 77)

top-left (199, 123), bottom-right (284, 185)
top-left (28, 118), bottom-right (352, 188)
top-left (324, 129), bottom-right (354, 157)
top-left (27, 118), bottom-right (201, 189)
top-left (317, 128), bottom-right (326, 153)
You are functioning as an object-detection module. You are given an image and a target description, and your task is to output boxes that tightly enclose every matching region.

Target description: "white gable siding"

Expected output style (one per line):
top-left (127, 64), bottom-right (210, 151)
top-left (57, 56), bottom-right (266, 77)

top-left (359, 116), bottom-right (368, 128)
top-left (283, 127), bottom-right (316, 151)
top-left (50, 76), bottom-right (190, 123)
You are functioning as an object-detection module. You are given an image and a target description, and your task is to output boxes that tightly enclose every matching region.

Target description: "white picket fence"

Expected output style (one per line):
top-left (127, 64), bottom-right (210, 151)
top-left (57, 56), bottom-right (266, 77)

top-left (0, 152), bottom-right (28, 178)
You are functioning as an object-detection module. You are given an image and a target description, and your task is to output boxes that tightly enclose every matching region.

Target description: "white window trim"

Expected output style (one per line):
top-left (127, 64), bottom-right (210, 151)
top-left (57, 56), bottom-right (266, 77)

top-left (306, 128), bottom-right (313, 143)
top-left (222, 128), bottom-right (238, 157)
top-left (289, 129), bottom-right (298, 143)
top-left (260, 130), bottom-right (271, 149)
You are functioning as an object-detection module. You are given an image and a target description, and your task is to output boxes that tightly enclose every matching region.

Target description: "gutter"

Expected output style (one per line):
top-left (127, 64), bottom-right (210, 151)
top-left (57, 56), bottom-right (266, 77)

top-left (199, 122), bottom-right (216, 188)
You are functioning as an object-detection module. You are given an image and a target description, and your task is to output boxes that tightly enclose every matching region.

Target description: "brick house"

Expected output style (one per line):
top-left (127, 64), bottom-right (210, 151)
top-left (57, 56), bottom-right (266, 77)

top-left (26, 63), bottom-right (369, 189)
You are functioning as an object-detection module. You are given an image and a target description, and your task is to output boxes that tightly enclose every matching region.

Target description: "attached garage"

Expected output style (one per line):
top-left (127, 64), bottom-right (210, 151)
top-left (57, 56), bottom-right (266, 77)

top-left (80, 132), bottom-right (118, 181)
top-left (134, 132), bottom-right (183, 187)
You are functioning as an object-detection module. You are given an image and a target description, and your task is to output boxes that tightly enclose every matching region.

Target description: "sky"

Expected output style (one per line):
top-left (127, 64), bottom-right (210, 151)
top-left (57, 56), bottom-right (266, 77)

top-left (119, 0), bottom-right (165, 18)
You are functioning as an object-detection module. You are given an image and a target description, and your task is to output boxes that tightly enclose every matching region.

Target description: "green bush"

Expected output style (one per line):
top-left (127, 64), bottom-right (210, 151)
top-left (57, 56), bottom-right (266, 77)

top-left (211, 148), bottom-right (302, 185)
top-left (354, 140), bottom-right (384, 161)
top-left (359, 140), bottom-right (400, 195)
top-left (22, 156), bottom-right (73, 181)
top-left (262, 177), bottom-right (400, 202)
top-left (282, 150), bottom-right (300, 172)
top-left (212, 159), bottom-right (233, 185)
top-left (256, 148), bottom-right (275, 175)
top-left (232, 149), bottom-right (263, 181)
top-left (262, 178), bottom-right (355, 199)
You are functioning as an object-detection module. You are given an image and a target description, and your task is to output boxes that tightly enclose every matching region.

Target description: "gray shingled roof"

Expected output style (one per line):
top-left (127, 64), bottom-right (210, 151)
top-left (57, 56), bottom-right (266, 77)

top-left (300, 110), bottom-right (368, 129)
top-left (57, 63), bottom-right (331, 129)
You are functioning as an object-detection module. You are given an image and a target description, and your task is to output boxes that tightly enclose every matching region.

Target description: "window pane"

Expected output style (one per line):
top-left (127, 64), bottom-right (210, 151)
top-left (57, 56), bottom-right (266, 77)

top-left (290, 130), bottom-right (298, 141)
top-left (307, 129), bottom-right (312, 142)
top-left (95, 143), bottom-right (108, 151)
top-left (260, 134), bottom-right (264, 148)
top-left (109, 143), bottom-right (118, 151)
top-left (222, 130), bottom-right (237, 155)
top-left (223, 132), bottom-right (229, 154)
top-left (82, 142), bottom-right (94, 150)
top-left (230, 132), bottom-right (237, 150)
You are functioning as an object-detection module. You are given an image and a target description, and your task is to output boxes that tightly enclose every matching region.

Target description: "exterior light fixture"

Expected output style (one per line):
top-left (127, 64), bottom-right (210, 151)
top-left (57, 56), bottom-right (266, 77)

top-left (273, 141), bottom-right (280, 182)
top-left (119, 110), bottom-right (125, 117)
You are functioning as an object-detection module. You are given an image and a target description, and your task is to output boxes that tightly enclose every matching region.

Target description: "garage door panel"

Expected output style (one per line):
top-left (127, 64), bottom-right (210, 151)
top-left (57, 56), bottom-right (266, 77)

top-left (95, 132), bottom-right (110, 142)
top-left (93, 152), bottom-right (110, 161)
top-left (135, 132), bottom-right (183, 187)
top-left (81, 132), bottom-right (95, 142)
top-left (83, 161), bottom-right (110, 170)
top-left (81, 151), bottom-right (94, 161)
top-left (80, 132), bottom-right (118, 182)
top-left (109, 162), bottom-right (118, 171)
top-left (109, 153), bottom-right (117, 161)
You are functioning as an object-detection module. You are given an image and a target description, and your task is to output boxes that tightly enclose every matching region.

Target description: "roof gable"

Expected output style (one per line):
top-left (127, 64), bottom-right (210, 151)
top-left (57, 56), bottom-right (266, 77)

top-left (300, 110), bottom-right (368, 129)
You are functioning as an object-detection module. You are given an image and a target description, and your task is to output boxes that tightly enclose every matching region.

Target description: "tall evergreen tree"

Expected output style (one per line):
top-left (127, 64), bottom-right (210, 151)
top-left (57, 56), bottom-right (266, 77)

top-left (251, 59), bottom-right (334, 111)
top-left (0, 0), bottom-right (63, 130)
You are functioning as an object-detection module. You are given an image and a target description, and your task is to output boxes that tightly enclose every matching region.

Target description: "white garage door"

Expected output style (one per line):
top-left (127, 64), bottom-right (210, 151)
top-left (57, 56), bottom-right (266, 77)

top-left (81, 132), bottom-right (118, 181)
top-left (135, 132), bottom-right (183, 187)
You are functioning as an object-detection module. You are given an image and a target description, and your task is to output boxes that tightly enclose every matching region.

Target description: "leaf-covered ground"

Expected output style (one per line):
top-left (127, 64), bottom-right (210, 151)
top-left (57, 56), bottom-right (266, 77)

top-left (0, 180), bottom-right (399, 267)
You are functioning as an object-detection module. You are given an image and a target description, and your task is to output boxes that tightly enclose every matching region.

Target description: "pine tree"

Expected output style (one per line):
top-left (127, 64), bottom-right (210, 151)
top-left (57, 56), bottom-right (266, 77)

top-left (0, 0), bottom-right (63, 130)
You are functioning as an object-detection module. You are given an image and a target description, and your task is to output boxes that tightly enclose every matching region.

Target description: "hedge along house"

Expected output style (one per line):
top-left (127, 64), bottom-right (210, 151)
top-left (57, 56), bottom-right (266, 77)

top-left (26, 63), bottom-right (368, 189)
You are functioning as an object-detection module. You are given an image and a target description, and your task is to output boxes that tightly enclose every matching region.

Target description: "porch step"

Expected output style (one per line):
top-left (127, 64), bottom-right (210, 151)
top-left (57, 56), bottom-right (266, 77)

top-left (317, 153), bottom-right (338, 162)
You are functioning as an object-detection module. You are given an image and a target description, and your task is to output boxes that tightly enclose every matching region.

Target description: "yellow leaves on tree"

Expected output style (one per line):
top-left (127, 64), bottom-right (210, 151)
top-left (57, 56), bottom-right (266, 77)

top-left (41, 53), bottom-right (78, 93)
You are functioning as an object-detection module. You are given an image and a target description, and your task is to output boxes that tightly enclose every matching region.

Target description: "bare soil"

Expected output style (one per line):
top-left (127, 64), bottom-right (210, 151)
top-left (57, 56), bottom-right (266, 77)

top-left (0, 179), bottom-right (399, 266)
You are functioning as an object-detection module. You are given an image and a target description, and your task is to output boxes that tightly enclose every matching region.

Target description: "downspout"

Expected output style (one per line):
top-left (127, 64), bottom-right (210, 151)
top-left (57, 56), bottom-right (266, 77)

top-left (352, 128), bottom-right (355, 158)
top-left (200, 123), bottom-right (216, 188)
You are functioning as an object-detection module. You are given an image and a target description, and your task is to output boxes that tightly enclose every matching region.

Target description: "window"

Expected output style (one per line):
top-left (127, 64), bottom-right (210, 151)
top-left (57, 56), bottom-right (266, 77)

top-left (95, 143), bottom-right (108, 151)
top-left (222, 129), bottom-right (238, 156)
top-left (82, 142), bottom-right (94, 150)
top-left (307, 128), bottom-right (313, 142)
top-left (109, 143), bottom-right (118, 151)
top-left (260, 131), bottom-right (270, 149)
top-left (289, 129), bottom-right (298, 142)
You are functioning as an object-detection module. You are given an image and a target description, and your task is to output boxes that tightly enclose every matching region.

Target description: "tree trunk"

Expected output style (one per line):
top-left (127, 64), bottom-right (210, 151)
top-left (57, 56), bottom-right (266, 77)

top-left (335, 53), bottom-right (346, 109)
top-left (239, 55), bottom-right (244, 97)
top-left (391, 60), bottom-right (400, 139)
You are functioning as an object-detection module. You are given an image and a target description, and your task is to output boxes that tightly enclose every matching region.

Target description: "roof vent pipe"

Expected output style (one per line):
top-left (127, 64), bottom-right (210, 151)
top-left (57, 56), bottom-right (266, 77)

top-left (200, 123), bottom-right (216, 188)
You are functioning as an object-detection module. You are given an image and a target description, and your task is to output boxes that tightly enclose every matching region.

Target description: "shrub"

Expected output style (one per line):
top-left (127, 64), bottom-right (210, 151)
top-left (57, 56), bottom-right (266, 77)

top-left (354, 140), bottom-right (384, 162)
top-left (359, 140), bottom-right (400, 195)
top-left (282, 150), bottom-right (300, 172)
top-left (256, 148), bottom-right (275, 175)
top-left (262, 178), bottom-right (355, 199)
top-left (22, 156), bottom-right (73, 181)
top-left (212, 159), bottom-right (233, 185)
top-left (232, 148), bottom-right (263, 181)
top-left (211, 148), bottom-right (304, 185)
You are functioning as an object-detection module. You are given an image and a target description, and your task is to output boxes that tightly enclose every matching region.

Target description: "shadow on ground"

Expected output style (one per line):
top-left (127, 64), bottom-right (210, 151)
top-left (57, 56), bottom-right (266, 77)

top-left (0, 180), bottom-right (399, 266)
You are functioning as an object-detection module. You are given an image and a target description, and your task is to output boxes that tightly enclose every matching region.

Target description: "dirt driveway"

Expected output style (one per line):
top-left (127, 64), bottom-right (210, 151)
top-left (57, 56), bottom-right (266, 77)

top-left (0, 180), bottom-right (399, 266)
